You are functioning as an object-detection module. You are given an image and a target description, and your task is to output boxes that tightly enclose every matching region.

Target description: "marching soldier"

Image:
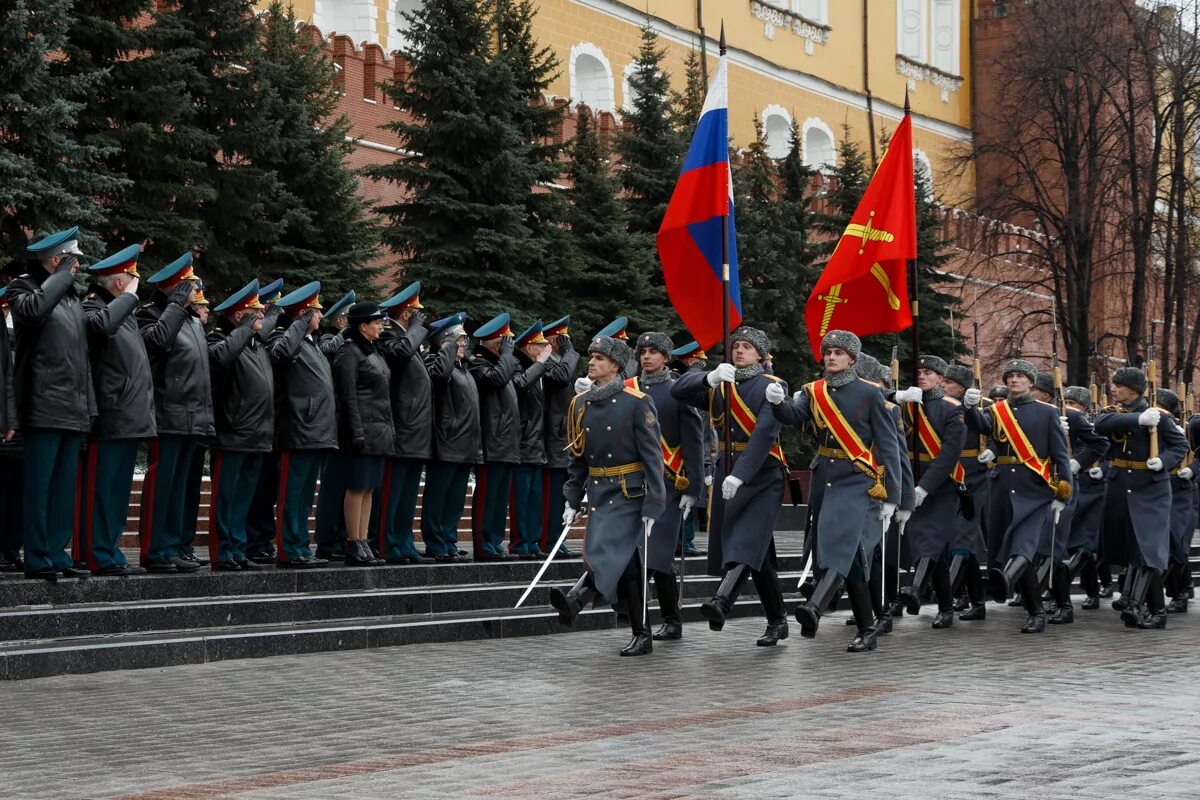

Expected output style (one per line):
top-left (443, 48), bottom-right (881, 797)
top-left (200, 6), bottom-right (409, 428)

top-left (1061, 386), bottom-right (1108, 609)
top-left (80, 244), bottom-right (153, 576)
top-left (245, 277), bottom-right (285, 562)
top-left (595, 316), bottom-right (636, 377)
top-left (314, 290), bottom-right (356, 560)
top-left (1178, 405), bottom-right (1200, 611)
top-left (1152, 389), bottom-right (1196, 614)
top-left (672, 340), bottom-right (711, 557)
top-left (422, 313), bottom-right (480, 561)
top-left (770, 331), bottom-right (902, 652)
top-left (268, 282), bottom-right (335, 568)
top-left (8, 227), bottom-right (94, 580)
top-left (628, 332), bottom-right (705, 641)
top-left (961, 359), bottom-right (1072, 633)
top-left (374, 282), bottom-right (432, 564)
top-left (137, 254), bottom-right (212, 573)
top-left (468, 312), bottom-right (523, 561)
top-left (1093, 368), bottom-right (1187, 629)
top-left (540, 316), bottom-right (580, 558)
top-left (549, 335), bottom-right (666, 656)
top-left (207, 279), bottom-right (273, 571)
top-left (942, 363), bottom-right (991, 619)
top-left (0, 287), bottom-right (21, 572)
top-left (674, 326), bottom-right (793, 647)
top-left (509, 322), bottom-right (552, 558)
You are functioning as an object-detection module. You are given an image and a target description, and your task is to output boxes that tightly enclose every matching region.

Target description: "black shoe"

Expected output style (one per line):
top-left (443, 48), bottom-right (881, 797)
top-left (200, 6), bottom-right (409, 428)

top-left (517, 552), bottom-right (538, 561)
top-left (473, 551), bottom-right (506, 562)
top-left (94, 563), bottom-right (145, 576)
top-left (959, 603), bottom-right (987, 621)
top-left (23, 568), bottom-right (58, 581)
top-left (1007, 594), bottom-right (1024, 607)
top-left (953, 596), bottom-right (969, 612)
top-left (1081, 595), bottom-right (1100, 610)
top-left (1166, 596), bottom-right (1188, 613)
top-left (278, 556), bottom-right (329, 569)
top-left (1137, 610), bottom-right (1167, 629)
top-left (1112, 595), bottom-right (1130, 611)
top-left (235, 559), bottom-right (264, 571)
top-left (0, 558), bottom-right (20, 572)
top-left (756, 621), bottom-right (789, 647)
top-left (1020, 613), bottom-right (1046, 633)
top-left (652, 621), bottom-right (682, 641)
top-left (1048, 605), bottom-right (1074, 625)
top-left (887, 600), bottom-right (906, 617)
top-left (247, 549), bottom-right (276, 564)
top-left (1121, 606), bottom-right (1145, 628)
top-left (1098, 585), bottom-right (1114, 598)
top-left (932, 610), bottom-right (955, 629)
top-left (213, 560), bottom-right (242, 571)
top-left (180, 553), bottom-right (210, 567)
top-left (619, 633), bottom-right (653, 656)
top-left (699, 597), bottom-right (730, 631)
top-left (847, 627), bottom-right (878, 652)
top-left (315, 550), bottom-right (344, 561)
top-left (556, 547), bottom-right (579, 558)
top-left (60, 565), bottom-right (90, 578)
top-left (873, 614), bottom-right (893, 634)
top-left (144, 558), bottom-right (179, 574)
top-left (683, 547), bottom-right (706, 557)
top-left (169, 556), bottom-right (202, 573)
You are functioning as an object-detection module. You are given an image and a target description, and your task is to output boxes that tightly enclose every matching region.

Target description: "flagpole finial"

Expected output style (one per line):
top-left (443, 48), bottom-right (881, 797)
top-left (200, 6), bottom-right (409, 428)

top-left (719, 21), bottom-right (726, 55)
top-left (904, 87), bottom-right (911, 115)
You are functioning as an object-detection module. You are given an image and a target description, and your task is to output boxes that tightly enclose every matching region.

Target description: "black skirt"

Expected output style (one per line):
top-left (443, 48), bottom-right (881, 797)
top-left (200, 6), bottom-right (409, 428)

top-left (345, 454), bottom-right (385, 491)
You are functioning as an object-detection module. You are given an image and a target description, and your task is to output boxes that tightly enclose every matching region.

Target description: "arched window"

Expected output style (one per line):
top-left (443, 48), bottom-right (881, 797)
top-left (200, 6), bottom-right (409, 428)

top-left (761, 105), bottom-right (793, 160)
top-left (802, 117), bottom-right (836, 170)
top-left (569, 43), bottom-right (615, 114)
top-left (391, 0), bottom-right (422, 52)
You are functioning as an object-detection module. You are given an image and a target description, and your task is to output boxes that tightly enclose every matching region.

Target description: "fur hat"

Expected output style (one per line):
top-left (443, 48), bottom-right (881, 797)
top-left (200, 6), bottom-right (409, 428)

top-left (1063, 385), bottom-right (1091, 407)
top-left (1112, 366), bottom-right (1147, 395)
top-left (917, 354), bottom-right (948, 375)
top-left (1000, 359), bottom-right (1037, 383)
top-left (943, 363), bottom-right (973, 388)
top-left (988, 385), bottom-right (1009, 400)
top-left (589, 335), bottom-right (634, 368)
top-left (1155, 388), bottom-right (1179, 413)
top-left (820, 329), bottom-right (861, 360)
top-left (635, 331), bottom-right (674, 358)
top-left (731, 326), bottom-right (771, 360)
top-left (1033, 372), bottom-right (1056, 396)
top-left (855, 352), bottom-right (884, 382)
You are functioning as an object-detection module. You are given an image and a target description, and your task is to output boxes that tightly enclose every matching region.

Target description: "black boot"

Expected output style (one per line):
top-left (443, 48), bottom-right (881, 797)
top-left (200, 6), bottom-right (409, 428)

top-left (651, 571), bottom-right (682, 640)
top-left (1165, 563), bottom-right (1189, 613)
top-left (619, 569), bottom-right (652, 656)
top-left (1097, 560), bottom-right (1114, 597)
top-left (1120, 568), bottom-right (1151, 627)
top-left (1048, 563), bottom-right (1074, 625)
top-left (989, 555), bottom-right (1032, 604)
top-left (1018, 567), bottom-right (1045, 633)
top-left (699, 563), bottom-right (751, 631)
top-left (898, 557), bottom-right (934, 615)
top-left (753, 564), bottom-right (789, 646)
top-left (931, 558), bottom-right (954, 629)
top-left (1066, 549), bottom-right (1087, 578)
top-left (845, 578), bottom-right (878, 652)
top-left (1079, 554), bottom-right (1100, 609)
top-left (947, 552), bottom-right (968, 598)
top-left (959, 555), bottom-right (986, 620)
top-left (794, 570), bottom-right (844, 639)
top-left (1113, 569), bottom-right (1135, 610)
top-left (867, 569), bottom-right (892, 633)
top-left (1135, 570), bottom-right (1167, 630)
top-left (549, 573), bottom-right (597, 626)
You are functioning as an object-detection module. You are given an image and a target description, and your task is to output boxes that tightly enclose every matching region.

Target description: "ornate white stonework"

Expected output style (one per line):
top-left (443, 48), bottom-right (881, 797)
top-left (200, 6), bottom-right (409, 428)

top-left (896, 54), bottom-right (963, 103)
top-left (749, 1), bottom-right (830, 55)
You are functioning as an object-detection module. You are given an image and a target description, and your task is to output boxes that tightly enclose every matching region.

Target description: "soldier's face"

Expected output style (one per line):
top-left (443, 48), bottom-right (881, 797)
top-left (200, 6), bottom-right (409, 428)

top-left (639, 348), bottom-right (668, 373)
top-left (1112, 385), bottom-right (1138, 405)
top-left (587, 353), bottom-right (621, 383)
top-left (944, 379), bottom-right (965, 398)
top-left (916, 368), bottom-right (943, 391)
top-left (731, 340), bottom-right (760, 367)
top-left (823, 347), bottom-right (852, 374)
top-left (1032, 388), bottom-right (1052, 403)
top-left (1005, 372), bottom-right (1032, 394)
top-left (1066, 400), bottom-right (1087, 413)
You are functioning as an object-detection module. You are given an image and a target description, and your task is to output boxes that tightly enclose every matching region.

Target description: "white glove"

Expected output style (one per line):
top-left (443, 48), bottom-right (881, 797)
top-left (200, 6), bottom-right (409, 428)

top-left (1147, 457), bottom-right (1163, 472)
top-left (1088, 466), bottom-right (1103, 479)
top-left (914, 486), bottom-right (928, 508)
top-left (574, 376), bottom-right (593, 394)
top-left (894, 509), bottom-right (912, 524)
top-left (1139, 407), bottom-right (1161, 427)
top-left (793, 390), bottom-right (803, 403)
top-left (977, 448), bottom-right (996, 464)
top-left (679, 494), bottom-right (697, 519)
top-left (641, 516), bottom-right (655, 531)
top-left (764, 381), bottom-right (786, 405)
top-left (895, 386), bottom-right (923, 404)
top-left (721, 475), bottom-right (743, 500)
top-left (1060, 416), bottom-right (1070, 436)
top-left (562, 502), bottom-right (583, 526)
top-left (1179, 467), bottom-right (1194, 481)
top-left (706, 362), bottom-right (736, 387)
top-left (1070, 458), bottom-right (1081, 475)
top-left (704, 474), bottom-right (713, 487)
top-left (1051, 499), bottom-right (1066, 525)
top-left (963, 387), bottom-right (982, 408)
top-left (879, 501), bottom-right (898, 523)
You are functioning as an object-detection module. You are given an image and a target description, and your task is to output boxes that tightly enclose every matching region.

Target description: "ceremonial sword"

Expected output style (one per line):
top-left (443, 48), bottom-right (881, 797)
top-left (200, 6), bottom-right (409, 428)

top-left (514, 516), bottom-right (580, 609)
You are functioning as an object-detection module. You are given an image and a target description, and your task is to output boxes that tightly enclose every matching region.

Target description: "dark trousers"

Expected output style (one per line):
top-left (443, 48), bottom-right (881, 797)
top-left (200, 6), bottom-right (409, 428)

top-left (541, 467), bottom-right (568, 551)
top-left (23, 429), bottom-right (83, 572)
top-left (509, 464), bottom-right (543, 555)
top-left (372, 458), bottom-right (424, 560)
top-left (314, 452), bottom-right (348, 556)
top-left (276, 449), bottom-right (327, 562)
top-left (81, 439), bottom-right (139, 570)
top-left (208, 450), bottom-right (264, 563)
top-left (0, 455), bottom-right (24, 561)
top-left (245, 451), bottom-right (280, 555)
top-left (472, 461), bottom-right (515, 556)
top-left (422, 460), bottom-right (471, 556)
top-left (181, 444), bottom-right (206, 557)
top-left (140, 434), bottom-right (199, 563)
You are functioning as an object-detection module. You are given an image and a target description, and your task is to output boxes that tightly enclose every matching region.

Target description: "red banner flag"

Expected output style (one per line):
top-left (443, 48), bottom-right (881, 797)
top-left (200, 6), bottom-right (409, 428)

top-left (804, 113), bottom-right (918, 359)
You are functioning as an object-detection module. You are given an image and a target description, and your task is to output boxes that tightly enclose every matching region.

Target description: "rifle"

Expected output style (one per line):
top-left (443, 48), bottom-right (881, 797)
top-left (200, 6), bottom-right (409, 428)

top-left (972, 321), bottom-right (987, 453)
top-left (1090, 382), bottom-right (1098, 416)
top-left (891, 345), bottom-right (900, 388)
top-left (1148, 326), bottom-right (1160, 461)
top-left (1179, 382), bottom-right (1188, 426)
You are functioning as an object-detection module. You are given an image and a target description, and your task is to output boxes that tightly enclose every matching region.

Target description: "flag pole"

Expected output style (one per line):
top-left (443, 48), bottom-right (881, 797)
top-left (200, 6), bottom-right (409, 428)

top-left (905, 89), bottom-right (921, 484)
top-left (719, 23), bottom-right (733, 480)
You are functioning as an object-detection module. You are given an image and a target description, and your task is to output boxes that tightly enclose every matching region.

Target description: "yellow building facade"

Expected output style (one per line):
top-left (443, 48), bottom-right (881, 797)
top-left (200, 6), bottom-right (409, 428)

top-left (279, 0), bottom-right (975, 204)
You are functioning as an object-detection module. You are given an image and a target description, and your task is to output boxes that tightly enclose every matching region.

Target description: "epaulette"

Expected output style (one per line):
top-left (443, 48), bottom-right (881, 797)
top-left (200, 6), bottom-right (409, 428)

top-left (622, 386), bottom-right (646, 399)
top-left (763, 374), bottom-right (783, 383)
top-left (1034, 399), bottom-right (1057, 408)
top-left (943, 396), bottom-right (961, 406)
top-left (1100, 405), bottom-right (1119, 413)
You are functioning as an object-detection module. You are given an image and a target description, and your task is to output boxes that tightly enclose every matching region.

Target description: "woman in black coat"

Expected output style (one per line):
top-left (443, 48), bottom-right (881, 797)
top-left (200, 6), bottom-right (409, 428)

top-left (333, 302), bottom-right (393, 566)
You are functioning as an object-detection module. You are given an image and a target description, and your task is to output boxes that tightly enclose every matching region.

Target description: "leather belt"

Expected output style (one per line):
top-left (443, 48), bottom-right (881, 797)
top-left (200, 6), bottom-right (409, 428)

top-left (1111, 458), bottom-right (1149, 470)
top-left (588, 462), bottom-right (643, 478)
top-left (905, 452), bottom-right (936, 462)
top-left (960, 448), bottom-right (979, 458)
top-left (718, 442), bottom-right (749, 452)
top-left (995, 456), bottom-right (1022, 465)
top-left (817, 445), bottom-right (851, 460)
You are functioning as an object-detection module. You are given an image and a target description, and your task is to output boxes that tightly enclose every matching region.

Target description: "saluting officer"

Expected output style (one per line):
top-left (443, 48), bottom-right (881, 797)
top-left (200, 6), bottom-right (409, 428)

top-left (628, 331), bottom-right (705, 642)
top-left (313, 290), bottom-right (356, 560)
top-left (79, 244), bottom-right (153, 576)
top-left (549, 335), bottom-right (666, 656)
top-left (8, 227), bottom-right (94, 580)
top-left (540, 316), bottom-right (580, 558)
top-left (374, 282), bottom-right (432, 564)
top-left (267, 282), bottom-right (335, 568)
top-left (674, 326), bottom-right (793, 647)
top-left (137, 254), bottom-right (212, 573)
top-left (0, 287), bottom-right (21, 572)
top-left (421, 313), bottom-right (481, 561)
top-left (244, 277), bottom-right (285, 562)
top-left (207, 279), bottom-right (273, 571)
top-left (672, 340), bottom-right (712, 557)
top-left (508, 322), bottom-right (553, 558)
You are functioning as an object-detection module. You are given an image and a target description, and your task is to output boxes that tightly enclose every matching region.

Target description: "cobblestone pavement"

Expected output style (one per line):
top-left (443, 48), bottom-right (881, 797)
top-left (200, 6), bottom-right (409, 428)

top-left (2, 602), bottom-right (1197, 800)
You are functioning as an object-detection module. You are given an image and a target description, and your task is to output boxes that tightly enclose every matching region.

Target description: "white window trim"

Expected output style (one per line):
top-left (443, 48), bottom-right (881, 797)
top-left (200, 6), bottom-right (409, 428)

top-left (569, 42), bottom-right (615, 114)
top-left (897, 0), bottom-right (928, 65)
top-left (801, 116), bottom-right (837, 169)
top-left (390, 1), bottom-right (424, 52)
top-left (761, 104), bottom-right (793, 159)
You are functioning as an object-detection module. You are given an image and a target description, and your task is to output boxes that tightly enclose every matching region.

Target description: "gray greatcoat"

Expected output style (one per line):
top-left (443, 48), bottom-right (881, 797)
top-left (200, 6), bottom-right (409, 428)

top-left (673, 370), bottom-right (790, 576)
top-left (1167, 417), bottom-right (1198, 564)
top-left (863, 398), bottom-right (912, 571)
top-left (899, 394), bottom-right (966, 563)
top-left (1051, 407), bottom-right (1109, 559)
top-left (564, 383), bottom-right (665, 603)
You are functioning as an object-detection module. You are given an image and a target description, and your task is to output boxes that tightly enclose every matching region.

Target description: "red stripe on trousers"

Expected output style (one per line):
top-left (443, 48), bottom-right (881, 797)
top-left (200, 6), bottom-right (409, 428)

top-left (140, 438), bottom-right (160, 564)
top-left (83, 442), bottom-right (100, 571)
top-left (208, 452), bottom-right (223, 564)
top-left (275, 451), bottom-right (291, 563)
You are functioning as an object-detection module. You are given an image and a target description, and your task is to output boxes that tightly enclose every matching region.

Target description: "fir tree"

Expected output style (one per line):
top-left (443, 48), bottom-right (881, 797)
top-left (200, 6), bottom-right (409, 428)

top-left (670, 46), bottom-right (707, 139)
top-left (554, 108), bottom-right (649, 339)
top-left (365, 0), bottom-right (545, 321)
top-left (910, 162), bottom-right (966, 362)
top-left (0, 0), bottom-right (123, 267)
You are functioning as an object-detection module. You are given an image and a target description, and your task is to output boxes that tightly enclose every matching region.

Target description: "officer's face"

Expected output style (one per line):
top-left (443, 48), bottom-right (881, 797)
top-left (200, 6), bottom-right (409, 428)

top-left (1066, 399), bottom-right (1087, 413)
top-left (916, 367), bottom-right (943, 391)
top-left (195, 306), bottom-right (210, 325)
top-left (822, 347), bottom-right (852, 374)
top-left (359, 319), bottom-right (384, 341)
top-left (1112, 384), bottom-right (1138, 405)
top-left (1032, 388), bottom-right (1052, 403)
top-left (455, 335), bottom-right (467, 360)
top-left (1005, 372), bottom-right (1032, 394)
top-left (731, 340), bottom-right (760, 368)
top-left (587, 353), bottom-right (621, 383)
top-left (943, 379), bottom-right (965, 398)
top-left (639, 348), bottom-right (668, 374)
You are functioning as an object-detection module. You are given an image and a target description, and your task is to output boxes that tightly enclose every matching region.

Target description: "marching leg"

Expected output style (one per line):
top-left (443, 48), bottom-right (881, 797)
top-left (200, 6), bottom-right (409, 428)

top-left (794, 569), bottom-right (844, 639)
top-left (959, 554), bottom-right (987, 620)
top-left (930, 556), bottom-right (955, 629)
top-left (845, 579), bottom-right (878, 652)
top-left (651, 570), bottom-right (683, 641)
top-left (699, 563), bottom-right (752, 631)
top-left (1048, 562), bottom-right (1074, 624)
top-left (752, 562), bottom-right (788, 646)
top-left (548, 573), bottom-right (598, 626)
top-left (619, 559), bottom-right (652, 657)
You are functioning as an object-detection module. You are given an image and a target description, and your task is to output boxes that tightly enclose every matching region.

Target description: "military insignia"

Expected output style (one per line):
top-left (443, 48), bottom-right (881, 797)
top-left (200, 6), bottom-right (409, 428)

top-left (645, 412), bottom-right (656, 427)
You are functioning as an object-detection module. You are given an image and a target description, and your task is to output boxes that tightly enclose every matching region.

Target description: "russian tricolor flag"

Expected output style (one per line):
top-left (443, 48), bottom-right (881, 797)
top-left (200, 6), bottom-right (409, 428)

top-left (656, 54), bottom-right (740, 350)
